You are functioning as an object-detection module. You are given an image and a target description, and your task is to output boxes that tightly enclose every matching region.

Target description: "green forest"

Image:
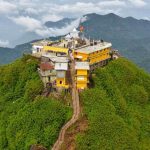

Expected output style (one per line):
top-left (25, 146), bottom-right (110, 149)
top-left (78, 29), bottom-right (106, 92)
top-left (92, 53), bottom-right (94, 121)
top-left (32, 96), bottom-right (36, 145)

top-left (0, 55), bottom-right (150, 150)
top-left (76, 58), bottom-right (150, 150)
top-left (0, 55), bottom-right (71, 150)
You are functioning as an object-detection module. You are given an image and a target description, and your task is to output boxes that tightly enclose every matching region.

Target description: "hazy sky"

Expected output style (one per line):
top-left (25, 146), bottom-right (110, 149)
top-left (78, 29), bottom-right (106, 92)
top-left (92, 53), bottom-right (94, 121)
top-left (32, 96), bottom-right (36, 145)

top-left (0, 0), bottom-right (150, 47)
top-left (0, 0), bottom-right (149, 19)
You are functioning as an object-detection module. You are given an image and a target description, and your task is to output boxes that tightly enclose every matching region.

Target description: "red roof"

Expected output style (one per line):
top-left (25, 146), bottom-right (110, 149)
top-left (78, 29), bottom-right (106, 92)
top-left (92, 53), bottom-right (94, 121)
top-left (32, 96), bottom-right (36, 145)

top-left (40, 62), bottom-right (54, 71)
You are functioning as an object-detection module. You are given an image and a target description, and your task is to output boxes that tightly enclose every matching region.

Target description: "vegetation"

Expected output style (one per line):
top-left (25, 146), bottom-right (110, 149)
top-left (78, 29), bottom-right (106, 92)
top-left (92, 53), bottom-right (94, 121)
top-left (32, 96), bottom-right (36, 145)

top-left (76, 58), bottom-right (150, 150)
top-left (1, 54), bottom-right (150, 150)
top-left (0, 55), bottom-right (71, 150)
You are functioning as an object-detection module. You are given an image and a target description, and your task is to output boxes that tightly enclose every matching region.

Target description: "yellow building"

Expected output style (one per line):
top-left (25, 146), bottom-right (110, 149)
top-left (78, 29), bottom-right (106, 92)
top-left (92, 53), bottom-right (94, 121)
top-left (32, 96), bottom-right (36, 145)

top-left (43, 46), bottom-right (69, 55)
top-left (74, 42), bottom-right (112, 66)
top-left (54, 60), bottom-right (69, 89)
top-left (32, 40), bottom-right (52, 54)
top-left (75, 62), bottom-right (90, 90)
top-left (56, 77), bottom-right (69, 89)
top-left (31, 28), bottom-right (116, 92)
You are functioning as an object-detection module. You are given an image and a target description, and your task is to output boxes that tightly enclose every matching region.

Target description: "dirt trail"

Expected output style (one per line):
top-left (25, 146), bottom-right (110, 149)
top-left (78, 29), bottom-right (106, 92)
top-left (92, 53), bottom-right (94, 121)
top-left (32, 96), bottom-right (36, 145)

top-left (51, 61), bottom-right (80, 150)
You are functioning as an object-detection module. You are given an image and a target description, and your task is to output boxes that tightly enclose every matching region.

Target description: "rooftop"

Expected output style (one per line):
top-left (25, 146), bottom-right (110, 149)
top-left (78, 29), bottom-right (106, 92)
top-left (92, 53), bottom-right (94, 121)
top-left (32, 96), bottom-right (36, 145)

top-left (55, 62), bottom-right (68, 71)
top-left (42, 53), bottom-right (69, 63)
top-left (75, 42), bottom-right (112, 54)
top-left (75, 62), bottom-right (90, 70)
top-left (40, 62), bottom-right (54, 71)
top-left (50, 56), bottom-right (69, 63)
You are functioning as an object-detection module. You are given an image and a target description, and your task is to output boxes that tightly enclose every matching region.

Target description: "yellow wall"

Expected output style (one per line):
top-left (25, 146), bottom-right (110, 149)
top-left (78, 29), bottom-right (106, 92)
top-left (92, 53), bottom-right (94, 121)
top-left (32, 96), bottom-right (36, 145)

top-left (77, 70), bottom-right (88, 76)
top-left (74, 52), bottom-right (88, 61)
top-left (76, 69), bottom-right (88, 89)
top-left (76, 78), bottom-right (88, 83)
top-left (43, 46), bottom-right (69, 54)
top-left (88, 48), bottom-right (111, 65)
top-left (75, 47), bottom-right (111, 64)
top-left (56, 78), bottom-right (69, 88)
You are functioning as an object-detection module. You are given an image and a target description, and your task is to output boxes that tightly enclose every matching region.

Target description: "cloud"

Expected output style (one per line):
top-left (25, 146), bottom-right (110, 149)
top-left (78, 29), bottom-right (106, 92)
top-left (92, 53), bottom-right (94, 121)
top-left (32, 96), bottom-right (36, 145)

top-left (128, 0), bottom-right (146, 7)
top-left (0, 0), bottom-right (126, 20)
top-left (10, 16), bottom-right (43, 32)
top-left (42, 14), bottom-right (63, 22)
top-left (98, 0), bottom-right (126, 7)
top-left (0, 40), bottom-right (9, 47)
top-left (80, 16), bottom-right (88, 23)
top-left (49, 1), bottom-right (125, 15)
top-left (25, 8), bottom-right (39, 15)
top-left (143, 17), bottom-right (150, 21)
top-left (0, 0), bottom-right (149, 47)
top-left (36, 18), bottom-right (81, 37)
top-left (10, 15), bottom-right (81, 37)
top-left (0, 0), bottom-right (148, 19)
top-left (0, 1), bottom-right (17, 14)
top-left (5, 0), bottom-right (146, 39)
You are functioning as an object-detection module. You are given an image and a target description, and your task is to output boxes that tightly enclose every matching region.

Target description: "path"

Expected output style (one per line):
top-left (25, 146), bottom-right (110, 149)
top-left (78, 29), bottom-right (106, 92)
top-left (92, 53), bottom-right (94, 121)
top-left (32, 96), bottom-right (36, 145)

top-left (51, 61), bottom-right (80, 150)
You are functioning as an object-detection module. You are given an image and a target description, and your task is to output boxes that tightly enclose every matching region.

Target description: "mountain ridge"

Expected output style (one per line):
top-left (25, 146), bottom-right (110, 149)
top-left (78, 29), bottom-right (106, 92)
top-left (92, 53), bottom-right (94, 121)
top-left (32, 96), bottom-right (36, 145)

top-left (0, 13), bottom-right (150, 72)
top-left (81, 13), bottom-right (150, 72)
top-left (45, 18), bottom-right (76, 28)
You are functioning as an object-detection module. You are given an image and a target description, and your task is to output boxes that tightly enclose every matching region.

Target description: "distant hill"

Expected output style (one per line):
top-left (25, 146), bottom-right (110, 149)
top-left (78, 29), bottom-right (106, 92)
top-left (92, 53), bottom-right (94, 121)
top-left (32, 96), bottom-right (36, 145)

top-left (0, 43), bottom-right (32, 65)
top-left (0, 37), bottom-right (62, 65)
top-left (0, 13), bottom-right (150, 72)
top-left (12, 18), bottom-right (76, 47)
top-left (45, 18), bottom-right (76, 28)
top-left (80, 13), bottom-right (150, 72)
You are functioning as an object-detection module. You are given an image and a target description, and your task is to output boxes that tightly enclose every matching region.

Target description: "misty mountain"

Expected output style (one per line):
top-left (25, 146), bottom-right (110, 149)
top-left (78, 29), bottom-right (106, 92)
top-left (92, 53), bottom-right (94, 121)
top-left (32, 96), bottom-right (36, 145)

top-left (0, 37), bottom-right (62, 65)
top-left (0, 13), bottom-right (150, 72)
top-left (0, 16), bottom-right (25, 47)
top-left (81, 13), bottom-right (150, 39)
top-left (80, 13), bottom-right (150, 72)
top-left (11, 32), bottom-right (42, 48)
top-left (0, 16), bottom-right (76, 47)
top-left (45, 18), bottom-right (76, 28)
top-left (0, 43), bottom-right (32, 65)
top-left (11, 18), bottom-right (76, 46)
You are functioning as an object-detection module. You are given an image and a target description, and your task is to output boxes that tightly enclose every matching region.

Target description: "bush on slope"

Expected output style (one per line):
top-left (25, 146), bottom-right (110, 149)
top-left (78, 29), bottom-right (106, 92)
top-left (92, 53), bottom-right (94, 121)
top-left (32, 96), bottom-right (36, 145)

top-left (0, 55), bottom-right (71, 150)
top-left (76, 58), bottom-right (150, 150)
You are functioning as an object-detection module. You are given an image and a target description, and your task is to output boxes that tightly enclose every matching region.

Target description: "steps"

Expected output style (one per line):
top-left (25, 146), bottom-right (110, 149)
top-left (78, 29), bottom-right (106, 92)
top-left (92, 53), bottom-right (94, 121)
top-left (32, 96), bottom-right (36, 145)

top-left (51, 61), bottom-right (80, 150)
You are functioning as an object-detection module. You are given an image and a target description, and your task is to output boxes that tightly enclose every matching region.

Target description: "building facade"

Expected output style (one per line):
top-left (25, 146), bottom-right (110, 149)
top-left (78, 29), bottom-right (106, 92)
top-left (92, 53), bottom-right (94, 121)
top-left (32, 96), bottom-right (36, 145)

top-left (32, 28), bottom-right (116, 91)
top-left (75, 62), bottom-right (90, 90)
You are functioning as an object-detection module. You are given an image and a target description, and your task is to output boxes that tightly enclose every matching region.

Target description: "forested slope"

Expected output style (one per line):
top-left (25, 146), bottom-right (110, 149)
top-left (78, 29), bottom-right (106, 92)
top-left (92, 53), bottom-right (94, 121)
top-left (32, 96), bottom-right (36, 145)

top-left (0, 55), bottom-right (71, 150)
top-left (76, 58), bottom-right (150, 150)
top-left (0, 55), bottom-right (150, 150)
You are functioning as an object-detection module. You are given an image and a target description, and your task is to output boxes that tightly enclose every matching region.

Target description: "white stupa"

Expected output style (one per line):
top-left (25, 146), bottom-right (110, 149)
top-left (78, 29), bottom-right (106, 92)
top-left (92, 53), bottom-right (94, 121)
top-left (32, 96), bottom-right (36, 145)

top-left (65, 28), bottom-right (79, 40)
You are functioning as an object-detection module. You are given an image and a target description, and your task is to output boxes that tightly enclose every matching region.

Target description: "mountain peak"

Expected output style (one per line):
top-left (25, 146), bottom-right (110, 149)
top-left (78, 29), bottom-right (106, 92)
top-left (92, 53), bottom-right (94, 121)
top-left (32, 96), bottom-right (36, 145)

top-left (104, 13), bottom-right (122, 19)
top-left (45, 18), bottom-right (76, 28)
top-left (105, 13), bottom-right (118, 17)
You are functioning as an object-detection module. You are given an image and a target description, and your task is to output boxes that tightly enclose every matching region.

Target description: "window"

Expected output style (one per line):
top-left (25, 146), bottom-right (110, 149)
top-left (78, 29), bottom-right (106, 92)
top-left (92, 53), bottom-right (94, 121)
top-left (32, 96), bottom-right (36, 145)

top-left (37, 47), bottom-right (39, 52)
top-left (77, 76), bottom-right (85, 81)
